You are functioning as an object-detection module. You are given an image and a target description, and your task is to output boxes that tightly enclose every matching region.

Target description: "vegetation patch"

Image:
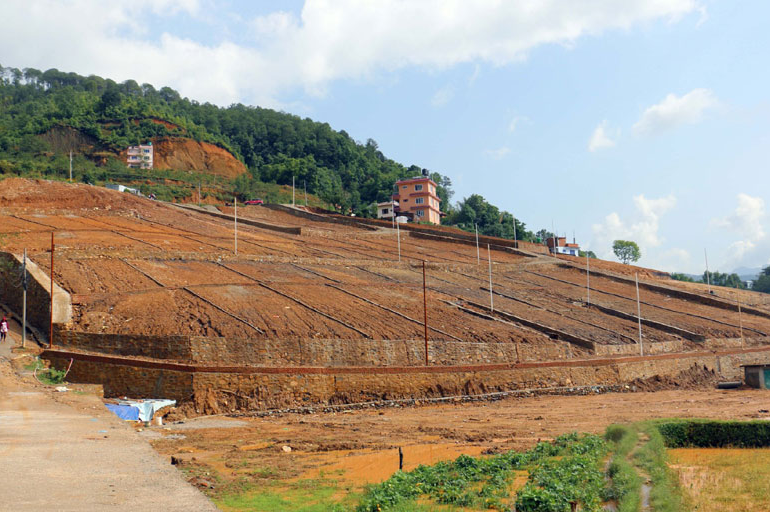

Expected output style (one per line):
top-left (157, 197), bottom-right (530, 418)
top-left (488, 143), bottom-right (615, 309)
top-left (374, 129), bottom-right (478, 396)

top-left (657, 419), bottom-right (770, 449)
top-left (357, 433), bottom-right (608, 512)
top-left (216, 478), bottom-right (358, 512)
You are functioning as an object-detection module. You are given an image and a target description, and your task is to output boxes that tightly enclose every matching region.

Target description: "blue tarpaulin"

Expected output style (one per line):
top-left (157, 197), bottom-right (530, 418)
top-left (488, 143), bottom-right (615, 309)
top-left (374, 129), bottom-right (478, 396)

top-left (105, 399), bottom-right (176, 422)
top-left (105, 403), bottom-right (140, 421)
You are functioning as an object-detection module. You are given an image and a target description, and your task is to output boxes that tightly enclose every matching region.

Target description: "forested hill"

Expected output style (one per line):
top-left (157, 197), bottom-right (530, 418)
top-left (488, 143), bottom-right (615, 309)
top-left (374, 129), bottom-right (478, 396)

top-left (0, 65), bottom-right (540, 241)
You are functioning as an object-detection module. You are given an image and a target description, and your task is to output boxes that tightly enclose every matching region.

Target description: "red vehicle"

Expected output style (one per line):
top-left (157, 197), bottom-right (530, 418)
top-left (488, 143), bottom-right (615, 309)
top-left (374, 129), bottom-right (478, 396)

top-left (243, 199), bottom-right (264, 205)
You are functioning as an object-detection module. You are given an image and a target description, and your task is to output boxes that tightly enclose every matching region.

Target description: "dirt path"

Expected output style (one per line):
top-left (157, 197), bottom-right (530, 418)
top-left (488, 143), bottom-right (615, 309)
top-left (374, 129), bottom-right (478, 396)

top-left (0, 322), bottom-right (217, 511)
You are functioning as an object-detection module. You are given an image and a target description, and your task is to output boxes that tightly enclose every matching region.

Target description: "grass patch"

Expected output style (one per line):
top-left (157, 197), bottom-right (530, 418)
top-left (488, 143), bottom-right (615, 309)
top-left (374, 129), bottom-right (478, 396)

top-left (216, 479), bottom-right (359, 512)
top-left (604, 424), bottom-right (641, 512)
top-left (24, 358), bottom-right (67, 385)
top-left (635, 423), bottom-right (686, 512)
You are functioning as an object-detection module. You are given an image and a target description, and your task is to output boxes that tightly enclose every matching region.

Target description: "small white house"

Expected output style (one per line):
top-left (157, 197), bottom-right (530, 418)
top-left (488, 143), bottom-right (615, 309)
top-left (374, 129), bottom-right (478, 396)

top-left (377, 201), bottom-right (397, 220)
top-left (106, 184), bottom-right (142, 196)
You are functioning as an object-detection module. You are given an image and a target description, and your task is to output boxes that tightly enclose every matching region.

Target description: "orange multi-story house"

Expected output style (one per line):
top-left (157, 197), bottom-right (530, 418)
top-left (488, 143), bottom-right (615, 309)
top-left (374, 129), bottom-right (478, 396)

top-left (392, 171), bottom-right (442, 225)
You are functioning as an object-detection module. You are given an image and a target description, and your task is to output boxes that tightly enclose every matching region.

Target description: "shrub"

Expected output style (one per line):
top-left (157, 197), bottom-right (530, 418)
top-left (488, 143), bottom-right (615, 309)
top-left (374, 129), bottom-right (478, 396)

top-left (657, 419), bottom-right (770, 448)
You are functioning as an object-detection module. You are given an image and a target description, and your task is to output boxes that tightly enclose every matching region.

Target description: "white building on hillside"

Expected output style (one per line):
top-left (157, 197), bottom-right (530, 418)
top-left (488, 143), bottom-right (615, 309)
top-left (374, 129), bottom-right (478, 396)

top-left (127, 142), bottom-right (153, 169)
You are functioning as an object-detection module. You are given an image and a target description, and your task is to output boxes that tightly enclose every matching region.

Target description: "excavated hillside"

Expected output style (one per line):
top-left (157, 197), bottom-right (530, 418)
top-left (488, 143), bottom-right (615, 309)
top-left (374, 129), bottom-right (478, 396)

top-left (2, 178), bottom-right (770, 412)
top-left (151, 137), bottom-right (246, 178)
top-left (39, 125), bottom-right (247, 178)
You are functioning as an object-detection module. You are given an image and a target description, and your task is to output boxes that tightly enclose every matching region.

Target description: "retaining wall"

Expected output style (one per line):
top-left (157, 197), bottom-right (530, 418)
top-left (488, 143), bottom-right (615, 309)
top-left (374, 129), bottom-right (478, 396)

top-left (44, 344), bottom-right (770, 413)
top-left (174, 204), bottom-right (302, 234)
top-left (0, 251), bottom-right (71, 336)
top-left (265, 204), bottom-right (550, 255)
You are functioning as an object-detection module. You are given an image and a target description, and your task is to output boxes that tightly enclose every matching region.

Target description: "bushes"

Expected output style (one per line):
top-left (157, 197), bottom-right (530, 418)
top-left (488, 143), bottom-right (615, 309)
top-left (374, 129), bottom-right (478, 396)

top-left (657, 419), bottom-right (770, 448)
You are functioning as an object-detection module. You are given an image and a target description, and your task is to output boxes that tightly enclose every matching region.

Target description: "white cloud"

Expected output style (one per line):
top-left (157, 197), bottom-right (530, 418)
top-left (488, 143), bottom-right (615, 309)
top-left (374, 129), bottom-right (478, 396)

top-left (712, 193), bottom-right (766, 240)
top-left (632, 88), bottom-right (718, 135)
top-left (588, 120), bottom-right (617, 152)
top-left (431, 85), bottom-right (455, 107)
top-left (0, 0), bottom-right (701, 106)
top-left (508, 115), bottom-right (527, 133)
top-left (711, 194), bottom-right (766, 268)
top-left (592, 194), bottom-right (677, 261)
top-left (484, 147), bottom-right (510, 160)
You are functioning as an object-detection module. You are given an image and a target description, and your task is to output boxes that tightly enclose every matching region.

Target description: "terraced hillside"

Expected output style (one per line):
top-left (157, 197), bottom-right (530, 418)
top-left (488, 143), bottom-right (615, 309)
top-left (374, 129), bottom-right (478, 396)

top-left (2, 178), bottom-right (770, 413)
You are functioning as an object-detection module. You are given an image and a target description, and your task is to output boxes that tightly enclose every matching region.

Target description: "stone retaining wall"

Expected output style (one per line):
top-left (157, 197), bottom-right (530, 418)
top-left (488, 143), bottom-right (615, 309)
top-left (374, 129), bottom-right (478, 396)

top-left (0, 251), bottom-right (71, 337)
top-left (45, 343), bottom-right (770, 413)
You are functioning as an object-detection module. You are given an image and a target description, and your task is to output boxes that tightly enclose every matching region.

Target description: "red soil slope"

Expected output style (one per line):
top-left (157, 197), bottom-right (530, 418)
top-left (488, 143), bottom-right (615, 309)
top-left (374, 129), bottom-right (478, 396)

top-left (152, 137), bottom-right (246, 178)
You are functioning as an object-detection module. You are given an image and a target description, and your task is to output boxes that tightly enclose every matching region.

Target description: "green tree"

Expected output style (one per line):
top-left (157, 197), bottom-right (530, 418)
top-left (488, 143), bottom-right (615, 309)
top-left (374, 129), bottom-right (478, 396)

top-left (612, 240), bottom-right (641, 264)
top-left (671, 272), bottom-right (696, 283)
top-left (753, 267), bottom-right (770, 294)
top-left (703, 271), bottom-right (745, 289)
top-left (578, 250), bottom-right (597, 259)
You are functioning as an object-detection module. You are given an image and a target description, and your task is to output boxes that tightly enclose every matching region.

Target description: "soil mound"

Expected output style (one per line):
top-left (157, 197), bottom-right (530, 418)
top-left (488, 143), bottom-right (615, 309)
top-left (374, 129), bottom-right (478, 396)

top-left (152, 137), bottom-right (246, 178)
top-left (0, 178), bottom-right (151, 211)
top-left (629, 364), bottom-right (720, 391)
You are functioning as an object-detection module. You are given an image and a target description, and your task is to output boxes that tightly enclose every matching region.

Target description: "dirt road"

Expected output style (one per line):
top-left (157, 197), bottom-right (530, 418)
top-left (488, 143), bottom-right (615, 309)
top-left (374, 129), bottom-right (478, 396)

top-left (0, 323), bottom-right (217, 512)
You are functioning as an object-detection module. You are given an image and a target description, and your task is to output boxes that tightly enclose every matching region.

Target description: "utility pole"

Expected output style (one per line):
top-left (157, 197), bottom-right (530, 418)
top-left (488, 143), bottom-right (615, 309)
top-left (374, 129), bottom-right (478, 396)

top-left (198, 180), bottom-right (201, 206)
top-left (704, 249), bottom-right (711, 294)
top-left (635, 272), bottom-right (643, 356)
top-left (586, 253), bottom-right (590, 308)
top-left (304, 180), bottom-right (307, 206)
top-left (475, 223), bottom-right (480, 265)
top-left (737, 294), bottom-right (745, 349)
top-left (292, 176), bottom-right (295, 207)
top-left (423, 260), bottom-right (428, 366)
top-left (69, 150), bottom-right (73, 182)
top-left (50, 233), bottom-right (54, 349)
top-left (234, 197), bottom-right (238, 256)
top-left (513, 216), bottom-right (517, 248)
top-left (488, 244), bottom-right (494, 312)
top-left (396, 219), bottom-right (401, 262)
top-left (21, 249), bottom-right (27, 349)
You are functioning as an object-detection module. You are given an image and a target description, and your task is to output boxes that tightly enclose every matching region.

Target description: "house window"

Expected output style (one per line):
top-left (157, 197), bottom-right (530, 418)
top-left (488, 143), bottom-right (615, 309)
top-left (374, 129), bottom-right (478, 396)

top-left (415, 197), bottom-right (424, 204)
top-left (381, 208), bottom-right (389, 214)
top-left (403, 199), bottom-right (408, 202)
top-left (416, 209), bottom-right (424, 217)
top-left (415, 184), bottom-right (423, 191)
top-left (402, 185), bottom-right (407, 189)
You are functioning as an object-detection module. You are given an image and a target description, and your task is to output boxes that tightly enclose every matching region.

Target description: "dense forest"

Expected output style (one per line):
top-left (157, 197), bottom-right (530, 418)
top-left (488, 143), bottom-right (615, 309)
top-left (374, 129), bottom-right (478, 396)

top-left (0, 65), bottom-right (540, 240)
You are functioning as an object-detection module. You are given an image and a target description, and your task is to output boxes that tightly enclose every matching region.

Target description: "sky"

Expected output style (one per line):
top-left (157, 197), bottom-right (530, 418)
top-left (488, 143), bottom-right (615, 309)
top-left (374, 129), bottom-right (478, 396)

top-left (2, 0), bottom-right (769, 274)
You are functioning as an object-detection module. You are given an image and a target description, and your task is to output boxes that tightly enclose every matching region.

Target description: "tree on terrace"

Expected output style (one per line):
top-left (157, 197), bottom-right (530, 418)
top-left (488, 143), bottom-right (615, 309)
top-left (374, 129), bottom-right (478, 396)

top-left (753, 266), bottom-right (770, 294)
top-left (612, 240), bottom-right (641, 264)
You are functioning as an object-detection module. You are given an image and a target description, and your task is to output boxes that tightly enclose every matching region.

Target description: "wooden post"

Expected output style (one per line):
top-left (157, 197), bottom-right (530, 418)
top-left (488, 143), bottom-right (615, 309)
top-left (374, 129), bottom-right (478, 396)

top-left (396, 220), bottom-right (401, 262)
top-left (586, 254), bottom-right (590, 308)
top-left (50, 232), bottom-right (54, 348)
top-left (475, 223), bottom-right (480, 264)
top-left (423, 260), bottom-right (428, 366)
top-left (22, 249), bottom-right (27, 349)
top-left (635, 272), bottom-right (643, 356)
top-left (488, 244), bottom-right (493, 312)
top-left (234, 197), bottom-right (238, 255)
top-left (737, 294), bottom-right (745, 349)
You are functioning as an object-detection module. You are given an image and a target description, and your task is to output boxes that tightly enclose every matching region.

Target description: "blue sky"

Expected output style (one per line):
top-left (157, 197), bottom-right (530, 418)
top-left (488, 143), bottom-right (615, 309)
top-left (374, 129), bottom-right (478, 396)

top-left (3, 0), bottom-right (769, 274)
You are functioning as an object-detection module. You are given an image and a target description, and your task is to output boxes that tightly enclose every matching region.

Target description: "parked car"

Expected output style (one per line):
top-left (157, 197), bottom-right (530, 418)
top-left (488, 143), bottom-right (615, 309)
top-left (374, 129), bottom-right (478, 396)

top-left (244, 199), bottom-right (264, 205)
